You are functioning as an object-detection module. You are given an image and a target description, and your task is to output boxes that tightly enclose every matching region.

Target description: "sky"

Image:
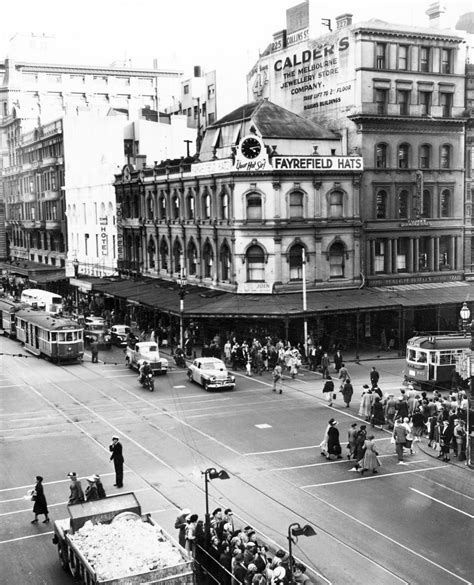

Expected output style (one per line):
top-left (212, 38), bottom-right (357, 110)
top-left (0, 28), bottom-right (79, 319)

top-left (1, 0), bottom-right (471, 116)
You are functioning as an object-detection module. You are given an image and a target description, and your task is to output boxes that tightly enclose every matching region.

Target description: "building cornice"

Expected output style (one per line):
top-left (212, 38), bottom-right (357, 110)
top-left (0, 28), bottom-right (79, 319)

top-left (12, 61), bottom-right (182, 78)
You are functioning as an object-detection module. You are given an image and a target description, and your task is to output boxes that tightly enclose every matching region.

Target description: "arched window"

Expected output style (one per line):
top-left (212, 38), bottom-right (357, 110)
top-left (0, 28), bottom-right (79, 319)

top-left (329, 242), bottom-right (345, 279)
top-left (440, 189), bottom-right (451, 217)
top-left (289, 191), bottom-right (304, 219)
top-left (421, 189), bottom-right (431, 218)
top-left (159, 195), bottom-right (166, 219)
top-left (172, 194), bottom-right (180, 220)
top-left (440, 144), bottom-right (451, 169)
top-left (220, 192), bottom-right (229, 220)
top-left (246, 245), bottom-right (265, 281)
top-left (220, 243), bottom-right (231, 281)
top-left (376, 190), bottom-right (387, 219)
top-left (419, 144), bottom-right (431, 169)
top-left (147, 237), bottom-right (156, 269)
top-left (376, 144), bottom-right (388, 168)
top-left (329, 191), bottom-right (343, 218)
top-left (203, 193), bottom-right (211, 219)
top-left (398, 190), bottom-right (409, 218)
top-left (398, 143), bottom-right (410, 168)
top-left (289, 244), bottom-right (304, 280)
top-left (159, 238), bottom-right (168, 270)
top-left (187, 242), bottom-right (198, 276)
top-left (246, 193), bottom-right (262, 221)
top-left (173, 240), bottom-right (183, 273)
top-left (203, 242), bottom-right (214, 278)
top-left (146, 194), bottom-right (154, 220)
top-left (186, 194), bottom-right (195, 220)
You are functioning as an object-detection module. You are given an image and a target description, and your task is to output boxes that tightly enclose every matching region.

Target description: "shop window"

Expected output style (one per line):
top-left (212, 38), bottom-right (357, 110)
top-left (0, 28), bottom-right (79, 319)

top-left (246, 245), bottom-right (265, 281)
top-left (440, 190), bottom-right (451, 217)
top-left (440, 144), bottom-right (451, 169)
top-left (398, 144), bottom-right (410, 169)
top-left (376, 190), bottom-right (387, 218)
top-left (289, 244), bottom-right (304, 280)
top-left (329, 242), bottom-right (345, 278)
top-left (329, 191), bottom-right (343, 218)
top-left (419, 144), bottom-right (431, 169)
top-left (376, 143), bottom-right (387, 168)
top-left (398, 190), bottom-right (409, 218)
top-left (247, 193), bottom-right (262, 221)
top-left (289, 191), bottom-right (303, 219)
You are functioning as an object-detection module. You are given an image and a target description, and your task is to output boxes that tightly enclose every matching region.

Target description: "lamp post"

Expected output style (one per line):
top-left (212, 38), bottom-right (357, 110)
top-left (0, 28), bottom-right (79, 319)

top-left (201, 467), bottom-right (230, 546)
top-left (302, 248), bottom-right (308, 360)
top-left (178, 254), bottom-right (185, 350)
top-left (287, 523), bottom-right (316, 584)
top-left (460, 302), bottom-right (470, 335)
top-left (468, 321), bottom-right (474, 468)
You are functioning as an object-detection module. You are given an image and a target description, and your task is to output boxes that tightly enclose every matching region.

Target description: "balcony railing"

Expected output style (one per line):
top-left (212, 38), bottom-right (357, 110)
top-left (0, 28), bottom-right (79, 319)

top-left (45, 219), bottom-right (62, 230)
top-left (43, 189), bottom-right (60, 201)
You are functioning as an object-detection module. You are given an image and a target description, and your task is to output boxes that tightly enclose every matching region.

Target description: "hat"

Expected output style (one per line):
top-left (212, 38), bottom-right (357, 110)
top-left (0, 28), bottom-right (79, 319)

top-left (275, 549), bottom-right (286, 559)
top-left (273, 567), bottom-right (286, 579)
top-left (246, 541), bottom-right (257, 548)
top-left (92, 474), bottom-right (100, 481)
top-left (67, 472), bottom-right (77, 478)
top-left (363, 384), bottom-right (370, 389)
top-left (212, 508), bottom-right (222, 516)
top-left (86, 476), bottom-right (96, 483)
top-left (36, 475), bottom-right (43, 482)
top-left (181, 508), bottom-right (191, 516)
top-left (328, 418), bottom-right (335, 425)
top-left (112, 435), bottom-right (119, 440)
top-left (350, 422), bottom-right (357, 427)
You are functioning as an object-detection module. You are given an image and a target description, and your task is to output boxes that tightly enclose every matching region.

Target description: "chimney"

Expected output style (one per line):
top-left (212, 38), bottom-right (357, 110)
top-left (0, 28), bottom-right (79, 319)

top-left (335, 14), bottom-right (353, 29)
top-left (426, 2), bottom-right (446, 28)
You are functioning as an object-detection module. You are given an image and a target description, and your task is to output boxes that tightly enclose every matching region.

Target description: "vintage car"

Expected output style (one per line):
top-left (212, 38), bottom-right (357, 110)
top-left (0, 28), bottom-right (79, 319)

top-left (110, 324), bottom-right (131, 347)
top-left (83, 317), bottom-right (111, 350)
top-left (187, 357), bottom-right (236, 391)
top-left (125, 341), bottom-right (168, 375)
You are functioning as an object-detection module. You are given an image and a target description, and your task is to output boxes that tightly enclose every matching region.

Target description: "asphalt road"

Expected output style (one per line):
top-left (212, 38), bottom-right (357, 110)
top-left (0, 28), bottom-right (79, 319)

top-left (0, 337), bottom-right (472, 585)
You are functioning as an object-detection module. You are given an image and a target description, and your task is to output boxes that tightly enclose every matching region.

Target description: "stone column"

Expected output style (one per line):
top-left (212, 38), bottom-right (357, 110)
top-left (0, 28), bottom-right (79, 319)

top-left (429, 237), bottom-right (435, 272)
top-left (434, 237), bottom-right (440, 271)
top-left (414, 238), bottom-right (420, 272)
top-left (392, 238), bottom-right (398, 274)
top-left (370, 239), bottom-right (376, 275)
top-left (386, 239), bottom-right (393, 274)
top-left (450, 236), bottom-right (456, 269)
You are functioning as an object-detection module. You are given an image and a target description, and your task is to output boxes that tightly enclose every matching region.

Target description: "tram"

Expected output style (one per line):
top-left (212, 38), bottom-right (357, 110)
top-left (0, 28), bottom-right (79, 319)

top-left (405, 334), bottom-right (470, 390)
top-left (15, 309), bottom-right (84, 363)
top-left (0, 297), bottom-right (26, 338)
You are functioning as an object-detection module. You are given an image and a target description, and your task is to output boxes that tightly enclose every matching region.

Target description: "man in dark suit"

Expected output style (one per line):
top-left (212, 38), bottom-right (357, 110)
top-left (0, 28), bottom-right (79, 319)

top-left (109, 435), bottom-right (124, 487)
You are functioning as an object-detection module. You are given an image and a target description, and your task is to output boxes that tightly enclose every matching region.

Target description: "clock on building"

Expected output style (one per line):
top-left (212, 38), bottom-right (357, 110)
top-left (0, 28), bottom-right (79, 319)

top-left (239, 136), bottom-right (263, 160)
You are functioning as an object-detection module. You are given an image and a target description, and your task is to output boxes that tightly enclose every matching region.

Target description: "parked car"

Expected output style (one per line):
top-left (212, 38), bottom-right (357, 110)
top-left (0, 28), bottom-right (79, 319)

top-left (110, 324), bottom-right (131, 347)
top-left (125, 341), bottom-right (168, 375)
top-left (84, 317), bottom-right (111, 350)
top-left (187, 357), bottom-right (236, 391)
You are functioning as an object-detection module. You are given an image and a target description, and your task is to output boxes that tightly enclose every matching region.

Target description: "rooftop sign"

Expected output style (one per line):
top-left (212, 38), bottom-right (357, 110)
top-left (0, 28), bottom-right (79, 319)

top-left (272, 156), bottom-right (363, 171)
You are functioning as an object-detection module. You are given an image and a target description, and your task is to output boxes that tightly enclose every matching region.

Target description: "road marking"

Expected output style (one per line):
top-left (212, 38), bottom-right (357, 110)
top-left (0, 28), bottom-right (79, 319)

top-left (301, 486), bottom-right (472, 585)
top-left (271, 454), bottom-right (396, 472)
top-left (0, 531), bottom-right (54, 545)
top-left (255, 423), bottom-right (272, 429)
top-left (426, 480), bottom-right (474, 501)
top-left (301, 463), bottom-right (439, 488)
top-left (0, 471), bottom-right (123, 494)
top-left (244, 444), bottom-right (322, 456)
top-left (409, 488), bottom-right (474, 519)
top-left (173, 385), bottom-right (186, 389)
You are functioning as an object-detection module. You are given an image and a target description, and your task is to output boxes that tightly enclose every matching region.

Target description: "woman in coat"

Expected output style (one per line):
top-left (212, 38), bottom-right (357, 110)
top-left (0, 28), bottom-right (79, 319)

top-left (31, 476), bottom-right (49, 524)
top-left (354, 425), bottom-right (367, 462)
top-left (370, 396), bottom-right (385, 428)
top-left (358, 435), bottom-right (381, 474)
top-left (341, 379), bottom-right (353, 408)
top-left (326, 420), bottom-right (342, 460)
top-left (334, 350), bottom-right (343, 373)
top-left (359, 386), bottom-right (374, 420)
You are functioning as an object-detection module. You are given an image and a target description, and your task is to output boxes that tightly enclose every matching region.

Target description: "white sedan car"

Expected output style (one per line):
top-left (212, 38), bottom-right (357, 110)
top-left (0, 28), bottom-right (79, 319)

top-left (187, 357), bottom-right (236, 391)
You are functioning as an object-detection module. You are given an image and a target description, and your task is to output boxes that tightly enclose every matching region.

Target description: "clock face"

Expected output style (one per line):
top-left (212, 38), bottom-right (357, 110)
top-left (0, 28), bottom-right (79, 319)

top-left (240, 137), bottom-right (262, 159)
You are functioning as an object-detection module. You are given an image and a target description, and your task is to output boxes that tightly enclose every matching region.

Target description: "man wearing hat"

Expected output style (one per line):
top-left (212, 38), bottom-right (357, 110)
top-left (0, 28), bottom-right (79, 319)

top-left (174, 507), bottom-right (191, 548)
top-left (92, 474), bottom-right (106, 499)
top-left (85, 476), bottom-right (99, 502)
top-left (67, 472), bottom-right (85, 505)
top-left (109, 436), bottom-right (124, 488)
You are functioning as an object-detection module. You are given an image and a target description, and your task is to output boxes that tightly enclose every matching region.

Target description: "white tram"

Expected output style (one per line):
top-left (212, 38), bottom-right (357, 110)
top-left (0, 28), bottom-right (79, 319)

top-left (15, 309), bottom-right (84, 363)
top-left (405, 334), bottom-right (470, 389)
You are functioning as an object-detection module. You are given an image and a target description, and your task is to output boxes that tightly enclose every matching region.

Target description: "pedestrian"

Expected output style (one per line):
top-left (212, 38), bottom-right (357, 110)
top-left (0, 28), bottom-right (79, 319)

top-left (439, 420), bottom-right (453, 462)
top-left (185, 513), bottom-right (198, 556)
top-left (359, 385), bottom-right (374, 421)
top-left (351, 434), bottom-right (381, 474)
top-left (31, 476), bottom-right (49, 524)
top-left (453, 419), bottom-right (467, 461)
top-left (334, 349), bottom-right (343, 373)
top-left (272, 363), bottom-right (283, 394)
top-left (90, 336), bottom-right (99, 363)
top-left (392, 418), bottom-right (409, 464)
top-left (350, 425), bottom-right (367, 469)
top-left (293, 563), bottom-right (312, 584)
top-left (326, 419), bottom-right (342, 460)
top-left (92, 474), bottom-right (106, 499)
top-left (384, 393), bottom-right (397, 430)
top-left (396, 397), bottom-right (409, 420)
top-left (321, 352), bottom-right (330, 379)
top-left (370, 396), bottom-right (385, 428)
top-left (84, 476), bottom-right (99, 502)
top-left (370, 366), bottom-right (380, 388)
top-left (174, 507), bottom-right (191, 548)
top-left (339, 363), bottom-right (349, 385)
top-left (347, 422), bottom-right (358, 460)
top-left (246, 357), bottom-right (252, 377)
top-left (109, 435), bottom-right (124, 488)
top-left (67, 471), bottom-right (85, 504)
top-left (341, 378), bottom-right (353, 408)
top-left (411, 409), bottom-right (425, 441)
top-left (322, 376), bottom-right (335, 406)
top-left (319, 418), bottom-right (335, 457)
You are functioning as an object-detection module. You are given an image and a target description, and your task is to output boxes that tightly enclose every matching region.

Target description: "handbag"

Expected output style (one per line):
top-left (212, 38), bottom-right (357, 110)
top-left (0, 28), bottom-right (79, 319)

top-left (332, 393), bottom-right (337, 400)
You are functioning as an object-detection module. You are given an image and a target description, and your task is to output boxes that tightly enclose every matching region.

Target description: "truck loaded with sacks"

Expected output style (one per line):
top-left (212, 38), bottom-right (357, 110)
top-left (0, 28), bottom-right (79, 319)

top-left (52, 492), bottom-right (194, 584)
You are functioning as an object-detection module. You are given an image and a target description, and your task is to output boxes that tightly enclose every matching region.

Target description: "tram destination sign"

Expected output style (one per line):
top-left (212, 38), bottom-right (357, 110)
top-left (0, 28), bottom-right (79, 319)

top-left (271, 156), bottom-right (363, 171)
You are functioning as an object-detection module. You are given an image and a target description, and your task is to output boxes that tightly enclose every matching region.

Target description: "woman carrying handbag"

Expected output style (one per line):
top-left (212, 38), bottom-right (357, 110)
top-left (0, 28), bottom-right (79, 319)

top-left (31, 476), bottom-right (49, 524)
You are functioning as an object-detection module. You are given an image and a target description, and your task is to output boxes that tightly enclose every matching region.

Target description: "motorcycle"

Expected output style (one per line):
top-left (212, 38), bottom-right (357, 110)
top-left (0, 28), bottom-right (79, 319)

top-left (140, 372), bottom-right (154, 392)
top-left (174, 353), bottom-right (186, 368)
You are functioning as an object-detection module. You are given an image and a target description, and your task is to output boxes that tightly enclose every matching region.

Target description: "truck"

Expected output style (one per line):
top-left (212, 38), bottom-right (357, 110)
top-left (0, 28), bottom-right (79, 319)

top-left (52, 492), bottom-right (194, 584)
top-left (125, 341), bottom-right (169, 375)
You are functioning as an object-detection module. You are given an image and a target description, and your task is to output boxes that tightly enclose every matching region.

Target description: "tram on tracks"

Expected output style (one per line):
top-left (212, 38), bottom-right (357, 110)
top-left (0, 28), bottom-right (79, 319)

top-left (0, 297), bottom-right (26, 338)
top-left (15, 309), bottom-right (84, 363)
top-left (405, 333), bottom-right (470, 390)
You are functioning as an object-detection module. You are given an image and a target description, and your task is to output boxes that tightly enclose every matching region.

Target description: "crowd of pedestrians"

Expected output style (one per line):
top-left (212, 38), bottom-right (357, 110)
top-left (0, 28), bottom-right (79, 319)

top-left (174, 506), bottom-right (313, 584)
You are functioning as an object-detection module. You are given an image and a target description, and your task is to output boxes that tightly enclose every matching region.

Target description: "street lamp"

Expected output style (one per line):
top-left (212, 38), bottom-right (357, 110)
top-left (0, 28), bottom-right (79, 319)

top-left (178, 254), bottom-right (185, 350)
top-left (201, 467), bottom-right (230, 546)
top-left (301, 248), bottom-right (308, 360)
top-left (287, 522), bottom-right (316, 584)
top-left (460, 302), bottom-right (470, 335)
top-left (468, 321), bottom-right (474, 468)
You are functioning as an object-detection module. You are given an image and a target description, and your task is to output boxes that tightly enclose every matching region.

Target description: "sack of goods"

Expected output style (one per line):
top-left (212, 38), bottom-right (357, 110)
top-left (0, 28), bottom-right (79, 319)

top-left (68, 515), bottom-right (185, 581)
